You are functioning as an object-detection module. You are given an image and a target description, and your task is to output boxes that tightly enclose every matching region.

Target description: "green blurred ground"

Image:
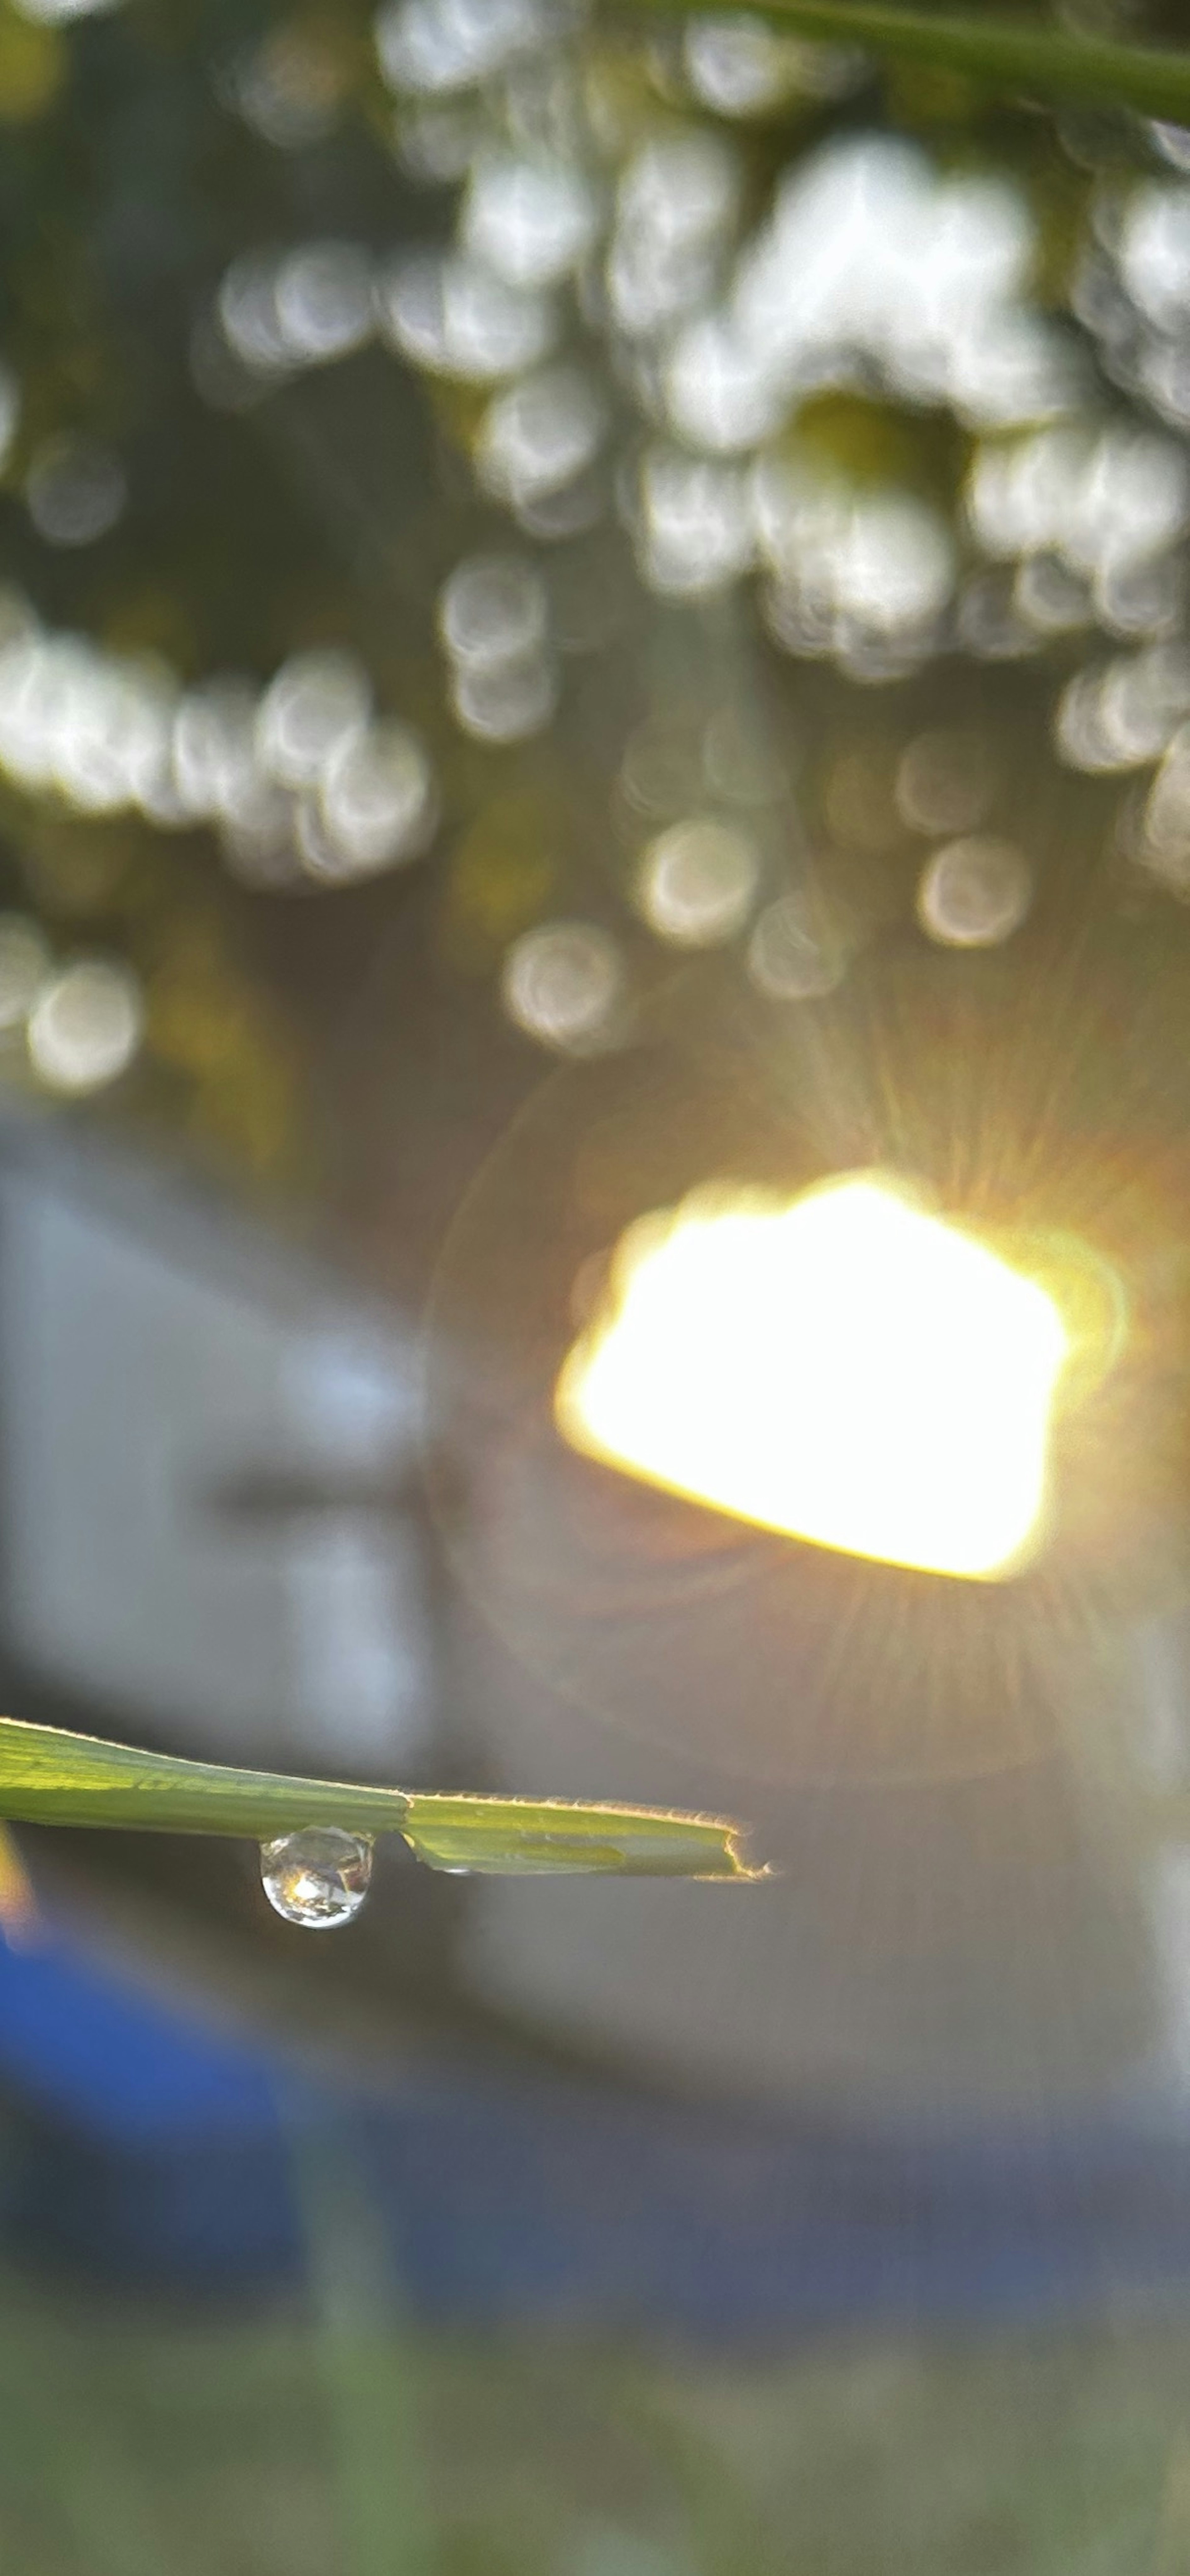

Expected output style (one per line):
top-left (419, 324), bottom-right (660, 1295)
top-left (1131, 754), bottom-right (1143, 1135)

top-left (2, 2265), bottom-right (1190, 2576)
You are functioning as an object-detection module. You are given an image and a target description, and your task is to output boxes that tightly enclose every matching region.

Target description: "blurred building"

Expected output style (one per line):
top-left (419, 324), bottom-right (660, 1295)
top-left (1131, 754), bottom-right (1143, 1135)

top-left (0, 1102), bottom-right (441, 1782)
top-left (0, 1098), bottom-right (1186, 2137)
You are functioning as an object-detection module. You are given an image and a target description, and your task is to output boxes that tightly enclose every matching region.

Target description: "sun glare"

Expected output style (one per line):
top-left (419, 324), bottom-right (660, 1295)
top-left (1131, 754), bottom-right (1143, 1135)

top-left (555, 1175), bottom-right (1071, 1580)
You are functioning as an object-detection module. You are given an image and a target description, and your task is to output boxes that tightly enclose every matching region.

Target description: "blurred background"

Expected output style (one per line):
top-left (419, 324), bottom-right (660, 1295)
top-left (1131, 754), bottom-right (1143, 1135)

top-left (8, 0), bottom-right (1190, 2565)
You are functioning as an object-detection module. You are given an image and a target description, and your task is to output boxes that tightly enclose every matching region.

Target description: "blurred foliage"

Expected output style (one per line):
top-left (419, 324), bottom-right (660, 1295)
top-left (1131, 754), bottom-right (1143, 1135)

top-left (0, 2244), bottom-right (1189, 2575)
top-left (0, 0), bottom-right (1189, 1294)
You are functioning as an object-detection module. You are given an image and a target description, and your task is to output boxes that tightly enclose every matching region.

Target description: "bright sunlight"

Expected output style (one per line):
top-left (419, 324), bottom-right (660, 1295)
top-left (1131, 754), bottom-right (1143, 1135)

top-left (555, 1175), bottom-right (1071, 1580)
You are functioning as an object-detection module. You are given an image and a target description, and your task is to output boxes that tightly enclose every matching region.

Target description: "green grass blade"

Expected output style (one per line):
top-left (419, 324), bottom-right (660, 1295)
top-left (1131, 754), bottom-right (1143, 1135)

top-left (0, 1715), bottom-right (755, 1878)
top-left (624, 0), bottom-right (1190, 125)
top-left (401, 1792), bottom-right (753, 1877)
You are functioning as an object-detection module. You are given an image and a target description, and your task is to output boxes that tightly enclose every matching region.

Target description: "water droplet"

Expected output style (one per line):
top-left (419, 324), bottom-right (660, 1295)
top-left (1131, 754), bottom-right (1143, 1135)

top-left (259, 1827), bottom-right (374, 1929)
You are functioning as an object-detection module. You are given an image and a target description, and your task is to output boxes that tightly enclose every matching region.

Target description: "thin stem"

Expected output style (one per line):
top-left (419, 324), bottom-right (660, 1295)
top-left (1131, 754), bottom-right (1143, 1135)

top-left (623, 0), bottom-right (1190, 125)
top-left (0, 1715), bottom-right (755, 1878)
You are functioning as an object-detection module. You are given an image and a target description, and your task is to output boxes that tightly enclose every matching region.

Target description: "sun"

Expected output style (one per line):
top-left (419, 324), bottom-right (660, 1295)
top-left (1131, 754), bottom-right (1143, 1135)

top-left (555, 1174), bottom-right (1071, 1581)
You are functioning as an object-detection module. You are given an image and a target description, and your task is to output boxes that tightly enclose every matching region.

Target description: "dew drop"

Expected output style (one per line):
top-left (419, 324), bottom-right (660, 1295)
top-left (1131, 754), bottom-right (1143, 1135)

top-left (259, 1827), bottom-right (374, 1929)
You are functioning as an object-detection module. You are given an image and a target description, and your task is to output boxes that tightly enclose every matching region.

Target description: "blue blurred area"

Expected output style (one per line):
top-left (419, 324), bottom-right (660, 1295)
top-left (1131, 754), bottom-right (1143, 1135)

top-left (5, 1921), bottom-right (1190, 2339)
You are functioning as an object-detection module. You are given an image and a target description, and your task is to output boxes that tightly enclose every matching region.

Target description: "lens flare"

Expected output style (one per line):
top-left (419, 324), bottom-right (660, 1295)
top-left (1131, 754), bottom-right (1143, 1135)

top-left (555, 1175), bottom-right (1071, 1581)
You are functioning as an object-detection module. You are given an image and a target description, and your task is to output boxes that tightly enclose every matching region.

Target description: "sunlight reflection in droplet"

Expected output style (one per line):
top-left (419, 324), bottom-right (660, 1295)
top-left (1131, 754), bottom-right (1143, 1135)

top-left (260, 1827), bottom-right (373, 1928)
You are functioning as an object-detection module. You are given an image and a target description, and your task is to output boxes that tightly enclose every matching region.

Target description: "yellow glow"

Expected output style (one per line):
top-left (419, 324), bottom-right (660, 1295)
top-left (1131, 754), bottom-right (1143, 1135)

top-left (555, 1176), bottom-right (1071, 1580)
top-left (0, 1824), bottom-right (36, 1943)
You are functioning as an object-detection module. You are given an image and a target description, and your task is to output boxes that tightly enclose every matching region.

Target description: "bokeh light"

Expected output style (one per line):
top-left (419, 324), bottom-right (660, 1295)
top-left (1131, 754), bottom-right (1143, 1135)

top-left (896, 728), bottom-right (999, 837)
top-left (683, 17), bottom-right (859, 119)
top-left (966, 423), bottom-right (1190, 603)
top-left (378, 249), bottom-right (555, 380)
top-left (272, 242), bottom-right (375, 364)
top-left (451, 656), bottom-right (557, 743)
top-left (0, 917), bottom-right (50, 1030)
top-left (226, 25), bottom-right (346, 148)
top-left (375, 0), bottom-right (547, 97)
top-left (27, 959), bottom-right (143, 1093)
top-left (0, 586), bottom-right (437, 893)
top-left (476, 365), bottom-right (606, 518)
top-left (746, 891), bottom-right (847, 998)
top-left (501, 920), bottom-right (624, 1052)
top-left (439, 553), bottom-right (556, 741)
top-left (438, 553), bottom-right (547, 665)
top-left (462, 153), bottom-right (599, 291)
top-left (257, 650), bottom-right (371, 790)
top-left (14, 0), bottom-right (122, 20)
top-left (0, 624), bottom-right (174, 814)
top-left (607, 132), bottom-right (741, 340)
top-left (25, 437), bottom-right (126, 547)
top-left (637, 448), bottom-right (754, 597)
top-left (917, 837), bottom-right (1032, 948)
top-left (306, 720), bottom-right (437, 879)
top-left (0, 364), bottom-right (19, 476)
top-left (756, 460), bottom-right (955, 666)
top-left (636, 817), bottom-right (760, 947)
top-left (1055, 642), bottom-right (1190, 773)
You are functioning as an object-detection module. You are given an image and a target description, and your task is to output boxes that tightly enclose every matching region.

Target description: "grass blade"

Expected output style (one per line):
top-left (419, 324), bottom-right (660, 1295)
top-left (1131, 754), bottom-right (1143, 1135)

top-left (625, 0), bottom-right (1190, 125)
top-left (0, 1715), bottom-right (756, 1878)
top-left (401, 1791), bottom-right (751, 1876)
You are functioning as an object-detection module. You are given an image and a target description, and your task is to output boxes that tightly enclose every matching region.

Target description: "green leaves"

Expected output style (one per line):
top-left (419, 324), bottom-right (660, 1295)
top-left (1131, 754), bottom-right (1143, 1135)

top-left (0, 1715), bottom-right (756, 1879)
top-left (629, 0), bottom-right (1190, 126)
